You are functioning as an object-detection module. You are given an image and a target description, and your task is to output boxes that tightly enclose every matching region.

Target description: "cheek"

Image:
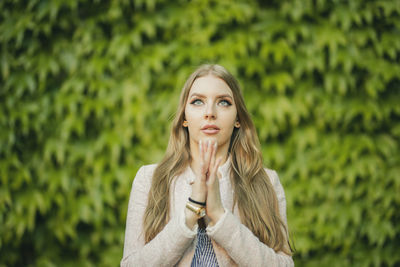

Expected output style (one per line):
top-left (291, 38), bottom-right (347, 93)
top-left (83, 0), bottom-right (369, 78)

top-left (185, 107), bottom-right (201, 123)
top-left (224, 111), bottom-right (237, 126)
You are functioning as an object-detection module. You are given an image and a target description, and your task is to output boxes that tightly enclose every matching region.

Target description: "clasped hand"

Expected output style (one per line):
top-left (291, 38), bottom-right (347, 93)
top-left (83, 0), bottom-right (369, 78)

top-left (190, 139), bottom-right (225, 226)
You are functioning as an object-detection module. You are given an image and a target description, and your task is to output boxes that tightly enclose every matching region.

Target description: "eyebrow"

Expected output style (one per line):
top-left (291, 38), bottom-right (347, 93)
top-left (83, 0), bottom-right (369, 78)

top-left (189, 93), bottom-right (233, 100)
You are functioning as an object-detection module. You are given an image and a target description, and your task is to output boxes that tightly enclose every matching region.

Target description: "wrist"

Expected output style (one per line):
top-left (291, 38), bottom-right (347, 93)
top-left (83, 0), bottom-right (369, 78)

top-left (186, 202), bottom-right (206, 218)
top-left (190, 192), bottom-right (206, 203)
top-left (208, 207), bottom-right (225, 226)
top-left (185, 208), bottom-right (199, 230)
top-left (188, 197), bottom-right (206, 206)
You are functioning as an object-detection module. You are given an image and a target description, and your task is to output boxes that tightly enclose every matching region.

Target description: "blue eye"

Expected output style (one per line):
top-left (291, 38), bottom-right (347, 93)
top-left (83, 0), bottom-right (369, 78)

top-left (219, 100), bottom-right (232, 106)
top-left (190, 99), bottom-right (203, 105)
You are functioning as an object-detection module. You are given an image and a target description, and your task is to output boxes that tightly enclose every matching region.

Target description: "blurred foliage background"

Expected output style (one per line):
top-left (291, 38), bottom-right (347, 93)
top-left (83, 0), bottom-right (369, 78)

top-left (1, 0), bottom-right (399, 266)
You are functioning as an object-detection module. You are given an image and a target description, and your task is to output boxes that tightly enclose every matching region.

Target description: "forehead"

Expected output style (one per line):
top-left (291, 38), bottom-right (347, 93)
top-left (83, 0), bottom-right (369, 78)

top-left (188, 75), bottom-right (233, 97)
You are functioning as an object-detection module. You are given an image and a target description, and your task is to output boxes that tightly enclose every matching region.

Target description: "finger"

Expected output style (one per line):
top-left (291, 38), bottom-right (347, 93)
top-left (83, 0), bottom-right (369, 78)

top-left (204, 140), bottom-right (212, 168)
top-left (201, 140), bottom-right (210, 175)
top-left (209, 141), bottom-right (217, 173)
top-left (210, 142), bottom-right (218, 173)
top-left (199, 139), bottom-right (202, 157)
top-left (198, 140), bottom-right (203, 171)
top-left (207, 157), bottom-right (222, 186)
top-left (199, 140), bottom-right (204, 163)
top-left (202, 139), bottom-right (208, 162)
top-left (199, 162), bottom-right (206, 182)
top-left (208, 140), bottom-right (217, 169)
top-left (197, 140), bottom-right (207, 181)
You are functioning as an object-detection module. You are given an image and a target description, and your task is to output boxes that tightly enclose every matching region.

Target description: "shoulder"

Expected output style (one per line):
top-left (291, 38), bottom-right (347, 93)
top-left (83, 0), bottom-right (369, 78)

top-left (132, 164), bottom-right (158, 189)
top-left (137, 164), bottom-right (158, 176)
top-left (264, 168), bottom-right (279, 185)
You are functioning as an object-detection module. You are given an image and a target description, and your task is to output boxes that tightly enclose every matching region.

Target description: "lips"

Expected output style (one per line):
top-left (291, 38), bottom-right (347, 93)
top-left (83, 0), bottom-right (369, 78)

top-left (201, 124), bottom-right (220, 135)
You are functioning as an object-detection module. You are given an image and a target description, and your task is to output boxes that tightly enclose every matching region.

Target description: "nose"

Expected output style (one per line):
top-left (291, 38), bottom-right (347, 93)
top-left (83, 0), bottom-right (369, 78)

top-left (204, 102), bottom-right (216, 120)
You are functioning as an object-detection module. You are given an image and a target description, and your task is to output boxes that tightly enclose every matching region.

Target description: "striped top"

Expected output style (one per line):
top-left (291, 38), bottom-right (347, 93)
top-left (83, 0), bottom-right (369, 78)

top-left (191, 227), bottom-right (219, 267)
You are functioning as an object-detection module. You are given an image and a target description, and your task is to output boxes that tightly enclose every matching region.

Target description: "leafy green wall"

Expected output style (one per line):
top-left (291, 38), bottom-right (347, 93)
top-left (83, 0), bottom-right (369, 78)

top-left (1, 0), bottom-right (399, 266)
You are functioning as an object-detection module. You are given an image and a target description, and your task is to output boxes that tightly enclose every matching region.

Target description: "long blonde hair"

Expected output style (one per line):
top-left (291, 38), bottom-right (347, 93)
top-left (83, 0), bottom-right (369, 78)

top-left (143, 64), bottom-right (292, 255)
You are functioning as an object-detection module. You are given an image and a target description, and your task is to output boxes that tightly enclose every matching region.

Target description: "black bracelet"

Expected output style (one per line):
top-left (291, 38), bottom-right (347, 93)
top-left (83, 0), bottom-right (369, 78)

top-left (188, 197), bottom-right (206, 206)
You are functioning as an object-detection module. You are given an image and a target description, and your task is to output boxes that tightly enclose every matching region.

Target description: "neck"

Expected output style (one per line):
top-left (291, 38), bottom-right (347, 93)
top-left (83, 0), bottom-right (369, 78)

top-left (189, 140), bottom-right (230, 176)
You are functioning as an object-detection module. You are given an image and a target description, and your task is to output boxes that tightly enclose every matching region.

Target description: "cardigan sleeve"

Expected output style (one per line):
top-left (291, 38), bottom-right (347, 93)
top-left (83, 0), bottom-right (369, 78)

top-left (120, 165), bottom-right (197, 267)
top-left (206, 169), bottom-right (294, 267)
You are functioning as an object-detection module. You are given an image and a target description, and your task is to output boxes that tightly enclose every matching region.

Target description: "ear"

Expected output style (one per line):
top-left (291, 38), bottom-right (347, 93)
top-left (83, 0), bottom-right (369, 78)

top-left (234, 120), bottom-right (240, 128)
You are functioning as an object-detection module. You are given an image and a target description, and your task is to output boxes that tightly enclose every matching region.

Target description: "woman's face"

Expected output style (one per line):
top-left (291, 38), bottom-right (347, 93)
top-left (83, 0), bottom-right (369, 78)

top-left (184, 74), bottom-right (238, 152)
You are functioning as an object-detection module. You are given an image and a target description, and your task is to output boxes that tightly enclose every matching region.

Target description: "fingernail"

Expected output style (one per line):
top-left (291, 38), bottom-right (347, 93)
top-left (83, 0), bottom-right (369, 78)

top-left (214, 142), bottom-right (217, 148)
top-left (208, 140), bottom-right (211, 147)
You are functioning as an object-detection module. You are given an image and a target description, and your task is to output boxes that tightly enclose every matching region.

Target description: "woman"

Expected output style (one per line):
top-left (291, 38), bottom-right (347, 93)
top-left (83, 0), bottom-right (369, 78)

top-left (121, 64), bottom-right (293, 266)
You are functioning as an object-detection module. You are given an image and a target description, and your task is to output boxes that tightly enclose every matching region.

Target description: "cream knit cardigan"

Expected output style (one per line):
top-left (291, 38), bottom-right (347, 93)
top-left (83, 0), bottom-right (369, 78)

top-left (121, 160), bottom-right (294, 267)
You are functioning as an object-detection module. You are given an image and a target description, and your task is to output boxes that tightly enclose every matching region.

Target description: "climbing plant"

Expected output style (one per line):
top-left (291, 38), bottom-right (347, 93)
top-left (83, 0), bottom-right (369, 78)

top-left (1, 0), bottom-right (399, 266)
